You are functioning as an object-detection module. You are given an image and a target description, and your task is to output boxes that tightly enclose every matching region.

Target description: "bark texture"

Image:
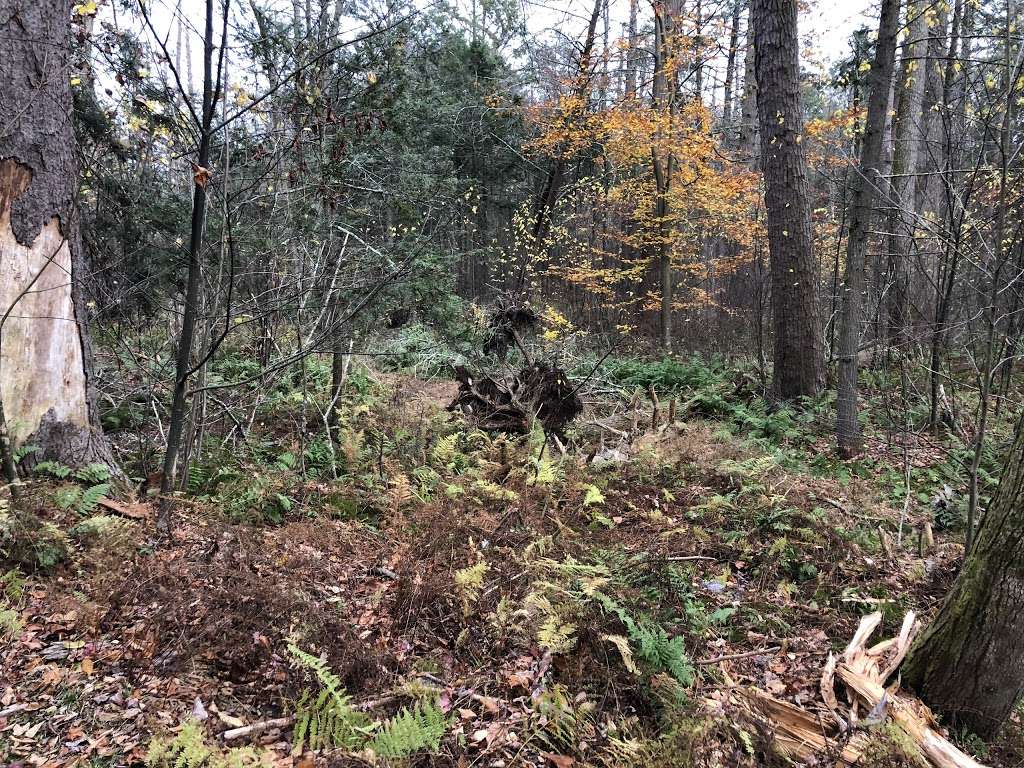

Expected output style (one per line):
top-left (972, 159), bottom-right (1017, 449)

top-left (903, 412), bottom-right (1024, 737)
top-left (886, 2), bottom-right (929, 342)
top-left (835, 0), bottom-right (900, 456)
top-left (0, 0), bottom-right (112, 467)
top-left (751, 0), bottom-right (824, 399)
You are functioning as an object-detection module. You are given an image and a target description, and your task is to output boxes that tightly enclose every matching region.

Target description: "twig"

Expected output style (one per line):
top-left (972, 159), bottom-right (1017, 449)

top-left (221, 717), bottom-right (294, 741)
top-left (694, 646), bottom-right (782, 666)
top-left (664, 555), bottom-right (718, 562)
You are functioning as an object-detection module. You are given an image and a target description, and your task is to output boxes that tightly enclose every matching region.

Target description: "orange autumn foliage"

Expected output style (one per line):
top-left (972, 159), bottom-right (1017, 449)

top-left (524, 89), bottom-right (762, 316)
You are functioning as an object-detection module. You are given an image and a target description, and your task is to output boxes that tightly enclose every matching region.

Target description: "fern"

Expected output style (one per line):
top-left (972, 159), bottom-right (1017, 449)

top-left (590, 591), bottom-right (693, 685)
top-left (528, 455), bottom-right (559, 487)
top-left (34, 460), bottom-right (72, 479)
top-left (369, 700), bottom-right (447, 758)
top-left (288, 642), bottom-right (370, 751)
top-left (147, 719), bottom-right (268, 767)
top-left (288, 643), bottom-right (447, 758)
top-left (454, 561), bottom-right (488, 615)
top-left (74, 462), bottom-right (112, 484)
top-left (79, 483), bottom-right (110, 514)
top-left (431, 433), bottom-right (461, 468)
top-left (12, 444), bottom-right (39, 463)
top-left (389, 473), bottom-right (413, 512)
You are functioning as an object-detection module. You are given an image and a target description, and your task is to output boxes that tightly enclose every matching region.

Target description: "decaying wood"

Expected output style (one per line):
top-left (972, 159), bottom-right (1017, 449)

top-left (693, 645), bottom-right (780, 666)
top-left (448, 362), bottom-right (582, 437)
top-left (735, 611), bottom-right (987, 768)
top-left (837, 665), bottom-right (984, 768)
top-left (221, 716), bottom-right (295, 741)
top-left (820, 652), bottom-right (839, 714)
top-left (920, 521), bottom-right (935, 554)
top-left (647, 384), bottom-right (660, 430)
top-left (97, 496), bottom-right (150, 520)
top-left (730, 686), bottom-right (862, 765)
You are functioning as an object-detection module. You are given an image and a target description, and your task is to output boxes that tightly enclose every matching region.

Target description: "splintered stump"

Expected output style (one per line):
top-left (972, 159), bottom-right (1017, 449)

top-left (721, 612), bottom-right (986, 768)
top-left (448, 362), bottom-right (582, 437)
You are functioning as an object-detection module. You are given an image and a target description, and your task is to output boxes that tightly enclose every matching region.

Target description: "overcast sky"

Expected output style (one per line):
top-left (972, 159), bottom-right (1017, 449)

top-left (101, 0), bottom-right (877, 101)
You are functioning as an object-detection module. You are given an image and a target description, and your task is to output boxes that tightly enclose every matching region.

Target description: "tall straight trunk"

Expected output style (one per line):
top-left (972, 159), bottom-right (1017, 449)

top-left (0, 0), bottom-right (114, 470)
top-left (902, 409), bottom-right (1024, 737)
top-left (158, 0), bottom-right (222, 534)
top-left (738, 3), bottom-right (758, 164)
top-left (966, 0), bottom-right (1018, 553)
top-left (652, 0), bottom-right (680, 351)
top-left (751, 0), bottom-right (824, 398)
top-left (624, 0), bottom-right (639, 98)
top-left (886, 2), bottom-right (929, 344)
top-left (721, 0), bottom-right (742, 143)
top-left (928, 0), bottom-right (967, 429)
top-left (835, 0), bottom-right (900, 456)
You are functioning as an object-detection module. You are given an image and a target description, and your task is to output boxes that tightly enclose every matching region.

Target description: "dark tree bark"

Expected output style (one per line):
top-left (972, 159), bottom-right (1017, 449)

top-left (885, 1), bottom-right (929, 344)
top-left (750, 0), bottom-right (824, 399)
top-left (0, 0), bottom-right (114, 469)
top-left (738, 2), bottom-right (758, 164)
top-left (835, 0), bottom-right (900, 456)
top-left (651, 0), bottom-right (681, 351)
top-left (158, 0), bottom-right (225, 534)
top-left (721, 0), bottom-right (742, 144)
top-left (903, 411), bottom-right (1024, 737)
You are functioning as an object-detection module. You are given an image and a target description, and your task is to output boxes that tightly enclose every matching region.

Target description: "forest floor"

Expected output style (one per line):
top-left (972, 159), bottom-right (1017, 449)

top-left (1, 366), bottom-right (1021, 767)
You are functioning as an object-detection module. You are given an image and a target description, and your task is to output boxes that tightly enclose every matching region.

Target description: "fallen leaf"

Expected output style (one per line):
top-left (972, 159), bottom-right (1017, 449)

top-left (542, 753), bottom-right (575, 768)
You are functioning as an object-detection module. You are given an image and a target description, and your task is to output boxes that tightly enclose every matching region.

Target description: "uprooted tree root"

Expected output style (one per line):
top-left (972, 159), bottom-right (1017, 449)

top-left (449, 361), bottom-right (583, 436)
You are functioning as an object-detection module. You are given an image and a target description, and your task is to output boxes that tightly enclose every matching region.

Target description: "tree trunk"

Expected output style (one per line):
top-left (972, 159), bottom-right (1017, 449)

top-left (835, 0), bottom-right (900, 456)
top-left (738, 2), bottom-right (758, 165)
top-left (0, 0), bottom-right (114, 469)
top-left (750, 0), bottom-right (824, 399)
top-left (902, 410), bottom-right (1024, 737)
top-left (721, 0), bottom-right (742, 144)
top-left (651, 0), bottom-right (680, 351)
top-left (886, 2), bottom-right (929, 345)
top-left (158, 0), bottom-right (222, 534)
top-left (624, 0), bottom-right (639, 99)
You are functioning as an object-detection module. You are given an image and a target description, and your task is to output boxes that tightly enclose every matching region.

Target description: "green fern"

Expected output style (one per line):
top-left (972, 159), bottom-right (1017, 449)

top-left (147, 719), bottom-right (268, 767)
top-left (34, 460), bottom-right (72, 479)
top-left (79, 483), bottom-right (110, 514)
top-left (74, 462), bottom-right (112, 484)
top-left (369, 700), bottom-right (447, 758)
top-left (287, 642), bottom-right (371, 751)
top-left (589, 591), bottom-right (693, 685)
top-left (431, 433), bottom-right (462, 468)
top-left (53, 483), bottom-right (110, 516)
top-left (12, 444), bottom-right (39, 463)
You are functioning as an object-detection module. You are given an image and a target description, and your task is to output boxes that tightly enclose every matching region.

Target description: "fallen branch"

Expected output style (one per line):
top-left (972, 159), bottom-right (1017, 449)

top-left (221, 717), bottom-right (294, 741)
top-left (694, 646), bottom-right (781, 666)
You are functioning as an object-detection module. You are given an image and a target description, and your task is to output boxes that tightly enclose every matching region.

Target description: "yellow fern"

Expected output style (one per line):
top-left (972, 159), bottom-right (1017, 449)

top-left (454, 561), bottom-right (488, 615)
